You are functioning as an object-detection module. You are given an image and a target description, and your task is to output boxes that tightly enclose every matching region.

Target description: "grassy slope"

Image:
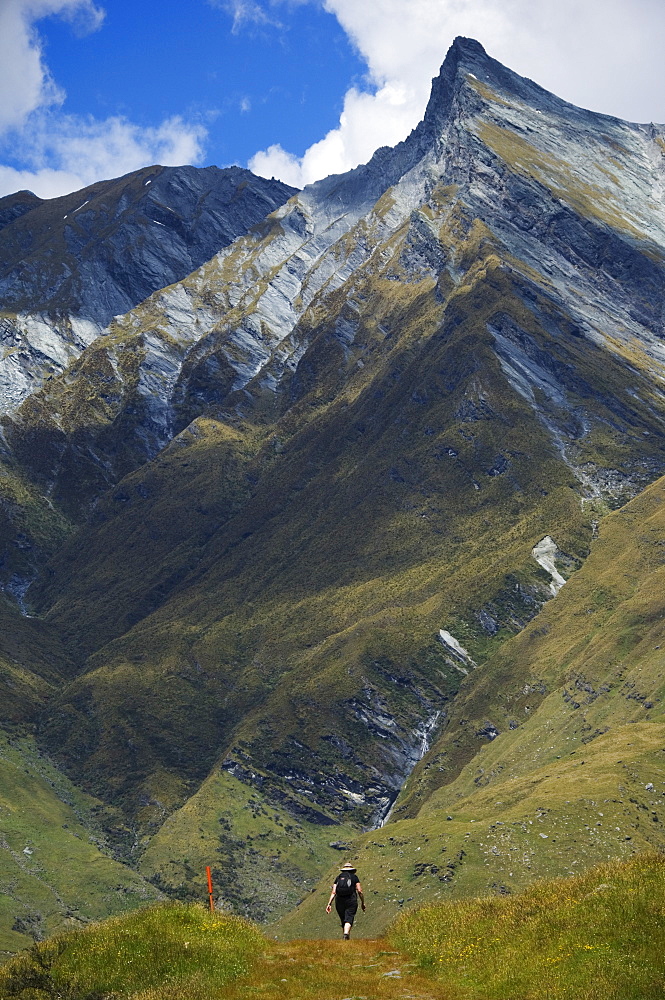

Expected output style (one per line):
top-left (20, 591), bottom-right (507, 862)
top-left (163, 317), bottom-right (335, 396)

top-left (33, 260), bottom-right (594, 843)
top-left (0, 586), bottom-right (80, 739)
top-left (0, 459), bottom-right (71, 598)
top-left (278, 475), bottom-right (665, 937)
top-left (0, 600), bottom-right (62, 729)
top-left (1, 855), bottom-right (662, 999)
top-left (0, 601), bottom-right (164, 956)
top-left (138, 768), bottom-right (359, 922)
top-left (20, 209), bottom-right (665, 928)
top-left (396, 472), bottom-right (665, 817)
top-left (277, 721), bottom-right (665, 939)
top-left (0, 905), bottom-right (263, 998)
top-left (27, 417), bottom-right (259, 657)
top-left (391, 853), bottom-right (665, 1000)
top-left (0, 733), bottom-right (160, 957)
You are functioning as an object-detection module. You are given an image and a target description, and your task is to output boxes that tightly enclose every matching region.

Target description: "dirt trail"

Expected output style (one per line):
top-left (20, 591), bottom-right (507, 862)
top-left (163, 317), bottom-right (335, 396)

top-left (224, 939), bottom-right (448, 1000)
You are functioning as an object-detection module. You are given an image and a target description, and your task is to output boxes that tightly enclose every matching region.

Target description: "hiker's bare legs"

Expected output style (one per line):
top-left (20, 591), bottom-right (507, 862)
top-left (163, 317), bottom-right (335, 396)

top-left (344, 922), bottom-right (352, 937)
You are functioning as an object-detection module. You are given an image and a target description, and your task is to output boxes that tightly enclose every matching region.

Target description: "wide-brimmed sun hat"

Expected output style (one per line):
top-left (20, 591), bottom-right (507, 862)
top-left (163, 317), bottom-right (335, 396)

top-left (339, 862), bottom-right (357, 871)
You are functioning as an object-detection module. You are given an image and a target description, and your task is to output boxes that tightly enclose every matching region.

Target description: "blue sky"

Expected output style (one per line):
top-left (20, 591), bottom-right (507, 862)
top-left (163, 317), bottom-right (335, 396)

top-left (36, 1), bottom-right (365, 167)
top-left (1, 0), bottom-right (665, 199)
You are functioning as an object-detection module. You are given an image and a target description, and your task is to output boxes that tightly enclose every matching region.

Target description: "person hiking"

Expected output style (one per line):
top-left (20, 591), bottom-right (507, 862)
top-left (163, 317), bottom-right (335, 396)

top-left (326, 862), bottom-right (365, 939)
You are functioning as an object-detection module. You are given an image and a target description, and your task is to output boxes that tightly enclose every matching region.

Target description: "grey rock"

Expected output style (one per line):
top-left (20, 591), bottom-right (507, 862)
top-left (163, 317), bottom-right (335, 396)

top-left (0, 166), bottom-right (296, 412)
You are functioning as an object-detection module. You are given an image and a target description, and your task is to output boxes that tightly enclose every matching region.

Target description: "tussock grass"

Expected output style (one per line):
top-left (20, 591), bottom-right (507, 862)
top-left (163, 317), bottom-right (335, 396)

top-left (0, 904), bottom-right (263, 999)
top-left (391, 853), bottom-right (665, 999)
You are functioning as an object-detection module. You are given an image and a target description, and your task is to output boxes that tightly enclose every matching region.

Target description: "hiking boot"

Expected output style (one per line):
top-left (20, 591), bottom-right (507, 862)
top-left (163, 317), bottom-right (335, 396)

top-left (343, 933), bottom-right (349, 939)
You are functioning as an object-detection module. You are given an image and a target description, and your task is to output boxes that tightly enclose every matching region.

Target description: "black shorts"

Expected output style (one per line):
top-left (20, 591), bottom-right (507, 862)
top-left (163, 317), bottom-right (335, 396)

top-left (335, 894), bottom-right (358, 926)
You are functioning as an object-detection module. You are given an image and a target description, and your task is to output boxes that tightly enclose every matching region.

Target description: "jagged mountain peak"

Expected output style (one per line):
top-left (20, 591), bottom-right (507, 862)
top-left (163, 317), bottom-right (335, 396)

top-left (420, 35), bottom-right (490, 127)
top-left (289, 32), bottom-right (643, 235)
top-left (422, 34), bottom-right (648, 140)
top-left (294, 40), bottom-right (494, 221)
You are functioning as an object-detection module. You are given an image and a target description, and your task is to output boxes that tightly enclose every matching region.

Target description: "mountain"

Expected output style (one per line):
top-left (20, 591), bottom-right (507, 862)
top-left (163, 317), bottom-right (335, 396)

top-left (0, 165), bottom-right (296, 414)
top-left (2, 36), bottom-right (665, 947)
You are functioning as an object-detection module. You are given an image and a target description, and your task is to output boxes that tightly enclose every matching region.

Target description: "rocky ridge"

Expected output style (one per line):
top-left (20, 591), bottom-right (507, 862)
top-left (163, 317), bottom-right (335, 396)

top-left (6, 39), bottom-right (665, 505)
top-left (0, 165), bottom-right (296, 414)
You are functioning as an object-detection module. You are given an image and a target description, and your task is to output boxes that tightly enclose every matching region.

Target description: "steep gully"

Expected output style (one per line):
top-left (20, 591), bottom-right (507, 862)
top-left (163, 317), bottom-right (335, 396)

top-left (371, 534), bottom-right (567, 829)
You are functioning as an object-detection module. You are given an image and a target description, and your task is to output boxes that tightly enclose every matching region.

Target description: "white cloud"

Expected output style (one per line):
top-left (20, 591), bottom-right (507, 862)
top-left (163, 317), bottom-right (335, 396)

top-left (0, 0), bottom-right (207, 199)
top-left (0, 0), bottom-right (104, 134)
top-left (208, 0), bottom-right (282, 33)
top-left (249, 0), bottom-right (665, 188)
top-left (0, 114), bottom-right (207, 199)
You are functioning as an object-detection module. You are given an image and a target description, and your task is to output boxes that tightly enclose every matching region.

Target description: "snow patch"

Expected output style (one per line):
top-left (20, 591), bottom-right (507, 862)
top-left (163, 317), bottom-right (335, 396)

top-left (532, 536), bottom-right (566, 595)
top-left (438, 629), bottom-right (477, 669)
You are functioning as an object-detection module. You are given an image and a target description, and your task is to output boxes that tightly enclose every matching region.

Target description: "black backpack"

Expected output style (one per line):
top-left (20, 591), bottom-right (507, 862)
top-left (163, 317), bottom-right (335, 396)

top-left (335, 873), bottom-right (356, 897)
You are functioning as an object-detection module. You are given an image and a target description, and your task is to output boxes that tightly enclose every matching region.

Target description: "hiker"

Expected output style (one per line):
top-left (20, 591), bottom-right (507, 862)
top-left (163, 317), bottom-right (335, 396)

top-left (326, 862), bottom-right (365, 939)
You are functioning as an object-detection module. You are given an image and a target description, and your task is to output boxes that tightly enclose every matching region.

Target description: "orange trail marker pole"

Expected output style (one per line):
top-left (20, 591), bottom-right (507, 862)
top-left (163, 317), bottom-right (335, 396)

top-left (206, 866), bottom-right (215, 912)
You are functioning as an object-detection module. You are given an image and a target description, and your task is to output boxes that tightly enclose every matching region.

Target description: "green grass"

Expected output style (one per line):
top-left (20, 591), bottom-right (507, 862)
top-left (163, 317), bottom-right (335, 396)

top-left (1, 856), bottom-right (661, 999)
top-left (0, 904), bottom-right (263, 999)
top-left (393, 473), bottom-right (665, 822)
top-left (139, 768), bottom-right (360, 923)
top-left (391, 853), bottom-right (665, 999)
top-left (0, 458), bottom-right (71, 594)
top-left (0, 733), bottom-right (160, 956)
top-left (274, 720), bottom-right (665, 941)
top-left (276, 475), bottom-right (665, 938)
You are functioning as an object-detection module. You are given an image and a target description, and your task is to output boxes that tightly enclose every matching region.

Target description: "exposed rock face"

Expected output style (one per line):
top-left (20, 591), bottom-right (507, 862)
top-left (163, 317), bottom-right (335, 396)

top-left (3, 37), bottom-right (665, 930)
top-left (7, 37), bottom-right (665, 494)
top-left (0, 166), bottom-right (296, 413)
